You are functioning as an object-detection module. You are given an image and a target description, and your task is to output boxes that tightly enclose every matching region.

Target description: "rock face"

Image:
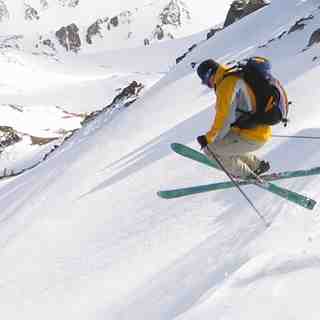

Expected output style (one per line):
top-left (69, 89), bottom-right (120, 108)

top-left (83, 81), bottom-right (144, 124)
top-left (40, 0), bottom-right (49, 10)
top-left (308, 28), bottom-right (320, 48)
top-left (224, 0), bottom-right (269, 28)
top-left (242, 0), bottom-right (269, 16)
top-left (146, 0), bottom-right (190, 45)
top-left (55, 23), bottom-right (81, 52)
top-left (0, 0), bottom-right (9, 23)
top-left (86, 11), bottom-right (132, 45)
top-left (288, 15), bottom-right (314, 34)
top-left (224, 0), bottom-right (248, 27)
top-left (25, 4), bottom-right (40, 21)
top-left (86, 19), bottom-right (104, 45)
top-left (0, 126), bottom-right (21, 151)
top-left (58, 0), bottom-right (80, 8)
top-left (159, 0), bottom-right (190, 27)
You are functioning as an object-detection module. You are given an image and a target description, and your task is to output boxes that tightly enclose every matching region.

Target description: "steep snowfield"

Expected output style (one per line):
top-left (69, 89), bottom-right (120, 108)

top-left (1, 0), bottom-right (320, 319)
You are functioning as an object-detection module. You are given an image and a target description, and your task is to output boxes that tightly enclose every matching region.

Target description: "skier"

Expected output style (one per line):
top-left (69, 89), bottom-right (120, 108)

top-left (195, 58), bottom-right (273, 179)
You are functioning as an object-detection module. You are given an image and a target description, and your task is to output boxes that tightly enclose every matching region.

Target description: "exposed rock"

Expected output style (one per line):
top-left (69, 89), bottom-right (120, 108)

top-left (224, 0), bottom-right (269, 28)
top-left (83, 81), bottom-right (144, 124)
top-left (224, 0), bottom-right (248, 27)
top-left (307, 28), bottom-right (320, 47)
top-left (111, 81), bottom-right (144, 106)
top-left (40, 0), bottom-right (49, 10)
top-left (0, 0), bottom-right (9, 23)
top-left (159, 0), bottom-right (190, 27)
top-left (55, 23), bottom-right (81, 52)
top-left (241, 0), bottom-right (269, 17)
top-left (58, 0), bottom-right (80, 8)
top-left (37, 36), bottom-right (57, 53)
top-left (153, 24), bottom-right (165, 40)
top-left (86, 11), bottom-right (132, 45)
top-left (176, 43), bottom-right (197, 64)
top-left (206, 27), bottom-right (223, 40)
top-left (144, 38), bottom-right (150, 46)
top-left (0, 126), bottom-right (21, 150)
top-left (110, 16), bottom-right (119, 27)
top-left (25, 4), bottom-right (40, 21)
top-left (87, 19), bottom-right (102, 44)
top-left (86, 17), bottom-right (109, 44)
top-left (288, 15), bottom-right (314, 34)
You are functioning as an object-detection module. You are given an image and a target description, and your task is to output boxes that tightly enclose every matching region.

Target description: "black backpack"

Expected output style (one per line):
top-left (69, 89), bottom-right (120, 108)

top-left (223, 57), bottom-right (289, 129)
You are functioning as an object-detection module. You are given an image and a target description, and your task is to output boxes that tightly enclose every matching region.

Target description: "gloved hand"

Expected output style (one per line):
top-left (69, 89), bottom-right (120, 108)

top-left (197, 135), bottom-right (208, 149)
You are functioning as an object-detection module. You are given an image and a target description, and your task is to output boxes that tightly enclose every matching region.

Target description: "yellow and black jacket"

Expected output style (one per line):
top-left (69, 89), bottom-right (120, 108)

top-left (206, 64), bottom-right (272, 144)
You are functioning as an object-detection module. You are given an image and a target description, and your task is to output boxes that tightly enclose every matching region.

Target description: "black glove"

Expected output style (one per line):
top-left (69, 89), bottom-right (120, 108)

top-left (197, 135), bottom-right (208, 149)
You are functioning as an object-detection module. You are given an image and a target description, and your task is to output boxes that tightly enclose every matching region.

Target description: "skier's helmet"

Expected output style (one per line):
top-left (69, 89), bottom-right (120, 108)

top-left (196, 59), bottom-right (219, 87)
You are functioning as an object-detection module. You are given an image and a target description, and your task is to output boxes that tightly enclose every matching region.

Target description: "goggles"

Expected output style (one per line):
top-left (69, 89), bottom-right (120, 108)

top-left (201, 68), bottom-right (214, 87)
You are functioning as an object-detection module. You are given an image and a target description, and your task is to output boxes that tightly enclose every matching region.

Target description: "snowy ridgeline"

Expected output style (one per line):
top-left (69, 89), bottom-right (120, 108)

top-left (0, 79), bottom-right (146, 178)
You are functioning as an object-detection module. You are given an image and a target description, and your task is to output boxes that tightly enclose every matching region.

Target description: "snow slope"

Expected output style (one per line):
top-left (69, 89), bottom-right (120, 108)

top-left (1, 0), bottom-right (320, 319)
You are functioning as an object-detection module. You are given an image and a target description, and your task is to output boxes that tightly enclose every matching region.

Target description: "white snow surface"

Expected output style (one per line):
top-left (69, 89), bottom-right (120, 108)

top-left (1, 0), bottom-right (320, 319)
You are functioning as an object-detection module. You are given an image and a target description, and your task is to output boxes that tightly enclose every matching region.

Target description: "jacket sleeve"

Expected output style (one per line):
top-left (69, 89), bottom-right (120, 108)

top-left (206, 78), bottom-right (236, 144)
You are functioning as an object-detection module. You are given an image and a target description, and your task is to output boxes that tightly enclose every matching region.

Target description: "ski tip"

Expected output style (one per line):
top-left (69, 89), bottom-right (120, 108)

top-left (157, 191), bottom-right (168, 199)
top-left (171, 142), bottom-right (181, 150)
top-left (157, 190), bottom-right (181, 199)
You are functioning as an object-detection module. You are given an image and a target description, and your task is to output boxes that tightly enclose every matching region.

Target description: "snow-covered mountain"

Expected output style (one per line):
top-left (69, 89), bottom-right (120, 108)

top-left (0, 0), bottom-right (230, 54)
top-left (2, 0), bottom-right (320, 319)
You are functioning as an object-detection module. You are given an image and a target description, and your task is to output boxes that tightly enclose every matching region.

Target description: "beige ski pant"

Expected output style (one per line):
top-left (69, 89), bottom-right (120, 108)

top-left (204, 131), bottom-right (266, 178)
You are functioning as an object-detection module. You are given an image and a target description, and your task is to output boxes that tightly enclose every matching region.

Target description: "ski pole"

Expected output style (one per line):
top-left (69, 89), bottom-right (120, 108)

top-left (272, 134), bottom-right (320, 140)
top-left (205, 147), bottom-right (270, 228)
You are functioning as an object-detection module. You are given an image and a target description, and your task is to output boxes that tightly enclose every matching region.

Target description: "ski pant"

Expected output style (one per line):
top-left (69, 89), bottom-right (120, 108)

top-left (204, 131), bottom-right (266, 178)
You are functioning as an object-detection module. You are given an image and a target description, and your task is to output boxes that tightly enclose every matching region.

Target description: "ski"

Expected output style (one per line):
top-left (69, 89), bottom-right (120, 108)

top-left (158, 177), bottom-right (316, 209)
top-left (158, 143), bottom-right (318, 210)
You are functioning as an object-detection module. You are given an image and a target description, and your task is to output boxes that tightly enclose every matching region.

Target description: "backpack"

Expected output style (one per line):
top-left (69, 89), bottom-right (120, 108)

top-left (223, 56), bottom-right (289, 129)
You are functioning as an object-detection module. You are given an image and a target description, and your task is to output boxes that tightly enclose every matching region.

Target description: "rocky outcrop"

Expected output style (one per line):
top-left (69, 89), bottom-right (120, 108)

top-left (0, 0), bottom-right (9, 23)
top-left (40, 0), bottom-right (49, 10)
top-left (58, 0), bottom-right (80, 8)
top-left (0, 126), bottom-right (21, 151)
top-left (224, 0), bottom-right (269, 28)
top-left (142, 0), bottom-right (190, 45)
top-left (55, 23), bottom-right (81, 52)
top-left (258, 14), bottom-right (315, 50)
top-left (86, 18), bottom-right (106, 44)
top-left (288, 15), bottom-right (314, 34)
top-left (224, 0), bottom-right (247, 27)
top-left (307, 28), bottom-right (320, 48)
top-left (25, 4), bottom-right (40, 21)
top-left (86, 11), bottom-right (132, 45)
top-left (159, 0), bottom-right (190, 27)
top-left (153, 24), bottom-right (165, 40)
top-left (176, 43), bottom-right (197, 64)
top-left (241, 0), bottom-right (269, 16)
top-left (206, 27), bottom-right (223, 40)
top-left (35, 36), bottom-right (57, 55)
top-left (83, 81), bottom-right (144, 124)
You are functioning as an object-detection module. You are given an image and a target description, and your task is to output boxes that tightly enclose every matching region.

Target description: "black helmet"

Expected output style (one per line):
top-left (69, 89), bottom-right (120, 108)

top-left (196, 59), bottom-right (219, 87)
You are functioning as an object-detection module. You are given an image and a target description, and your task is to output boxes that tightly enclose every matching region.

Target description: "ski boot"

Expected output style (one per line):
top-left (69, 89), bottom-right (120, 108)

top-left (254, 160), bottom-right (270, 176)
